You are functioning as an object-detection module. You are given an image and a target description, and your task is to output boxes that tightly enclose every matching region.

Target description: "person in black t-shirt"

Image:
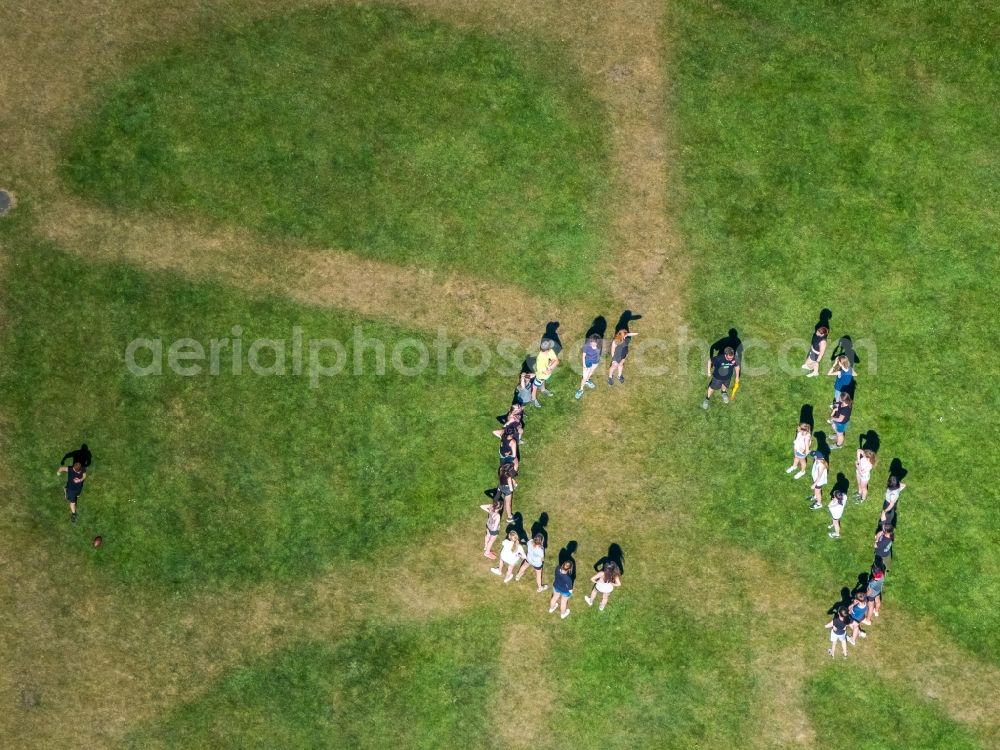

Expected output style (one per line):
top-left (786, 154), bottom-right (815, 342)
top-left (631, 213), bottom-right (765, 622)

top-left (701, 347), bottom-right (740, 410)
top-left (57, 462), bottom-right (87, 523)
top-left (827, 393), bottom-right (853, 449)
top-left (801, 325), bottom-right (828, 377)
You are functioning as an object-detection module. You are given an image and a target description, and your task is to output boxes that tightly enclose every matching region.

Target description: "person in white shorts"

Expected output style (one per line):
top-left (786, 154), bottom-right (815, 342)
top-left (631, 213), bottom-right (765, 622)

top-left (809, 452), bottom-right (828, 510)
top-left (584, 561), bottom-right (621, 611)
top-left (491, 530), bottom-right (525, 583)
top-left (786, 422), bottom-right (813, 479)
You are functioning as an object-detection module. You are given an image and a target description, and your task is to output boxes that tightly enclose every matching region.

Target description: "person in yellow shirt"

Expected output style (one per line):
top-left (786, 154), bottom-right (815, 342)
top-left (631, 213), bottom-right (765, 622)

top-left (530, 339), bottom-right (560, 407)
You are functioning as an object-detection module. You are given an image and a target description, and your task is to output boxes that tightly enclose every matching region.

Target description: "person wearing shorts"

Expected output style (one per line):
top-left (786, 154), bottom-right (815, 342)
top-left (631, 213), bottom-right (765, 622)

top-left (873, 525), bottom-right (894, 571)
top-left (864, 569), bottom-right (884, 622)
top-left (848, 591), bottom-right (869, 643)
top-left (827, 489), bottom-right (846, 539)
top-left (825, 607), bottom-right (850, 658)
top-left (828, 393), bottom-right (852, 449)
top-left (57, 461), bottom-right (86, 523)
top-left (531, 340), bottom-right (559, 407)
top-left (548, 560), bottom-right (574, 619)
top-left (787, 423), bottom-right (813, 478)
top-left (480, 499), bottom-right (503, 559)
top-left (495, 462), bottom-right (518, 523)
top-left (855, 449), bottom-right (876, 503)
top-left (702, 346), bottom-right (740, 409)
top-left (828, 355), bottom-right (855, 407)
top-left (809, 452), bottom-right (828, 510)
top-left (584, 561), bottom-right (621, 611)
top-left (492, 530), bottom-right (525, 582)
top-left (607, 329), bottom-right (638, 385)
top-left (515, 533), bottom-right (547, 592)
top-left (802, 325), bottom-right (828, 377)
top-left (880, 476), bottom-right (905, 530)
top-left (576, 334), bottom-right (604, 399)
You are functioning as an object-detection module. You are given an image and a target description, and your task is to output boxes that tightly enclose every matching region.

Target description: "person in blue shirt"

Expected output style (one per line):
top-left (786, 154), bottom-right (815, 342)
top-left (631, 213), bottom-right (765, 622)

top-left (827, 355), bottom-right (855, 408)
top-left (548, 560), bottom-right (575, 619)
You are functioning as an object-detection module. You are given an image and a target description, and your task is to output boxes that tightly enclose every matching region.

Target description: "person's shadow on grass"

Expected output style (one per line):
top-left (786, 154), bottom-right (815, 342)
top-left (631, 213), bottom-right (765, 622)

top-left (799, 404), bottom-right (815, 431)
top-left (558, 540), bottom-right (578, 582)
top-left (859, 430), bottom-right (881, 453)
top-left (592, 542), bottom-right (625, 575)
top-left (530, 512), bottom-right (550, 548)
top-left (506, 513), bottom-right (528, 545)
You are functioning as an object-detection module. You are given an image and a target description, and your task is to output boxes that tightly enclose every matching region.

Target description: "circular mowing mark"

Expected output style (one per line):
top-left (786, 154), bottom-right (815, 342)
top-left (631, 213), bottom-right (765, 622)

top-left (0, 189), bottom-right (14, 217)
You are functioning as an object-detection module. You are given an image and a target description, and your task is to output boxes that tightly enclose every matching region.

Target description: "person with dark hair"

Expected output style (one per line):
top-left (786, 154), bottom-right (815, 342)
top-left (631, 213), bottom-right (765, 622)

top-left (825, 606), bottom-right (851, 658)
top-left (702, 346), bottom-right (740, 410)
top-left (874, 525), bottom-right (894, 571)
top-left (863, 569), bottom-right (885, 622)
top-left (60, 443), bottom-right (92, 469)
top-left (881, 476), bottom-right (905, 528)
top-left (827, 489), bottom-right (846, 539)
top-left (515, 533), bottom-right (548, 592)
top-left (495, 462), bottom-right (518, 523)
top-left (56, 462), bottom-right (86, 523)
top-left (828, 392), bottom-right (853, 450)
top-left (498, 423), bottom-right (519, 474)
top-left (493, 403), bottom-right (524, 440)
top-left (847, 591), bottom-right (869, 644)
top-left (584, 561), bottom-right (621, 611)
top-left (576, 334), bottom-right (604, 399)
top-left (802, 325), bottom-right (829, 377)
top-left (548, 560), bottom-right (575, 619)
top-left (607, 329), bottom-right (638, 386)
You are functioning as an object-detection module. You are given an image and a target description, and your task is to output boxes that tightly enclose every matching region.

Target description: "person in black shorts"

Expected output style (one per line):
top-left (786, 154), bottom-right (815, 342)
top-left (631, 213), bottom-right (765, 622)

top-left (802, 325), bottom-right (829, 377)
top-left (57, 461), bottom-right (87, 523)
top-left (702, 346), bottom-right (740, 409)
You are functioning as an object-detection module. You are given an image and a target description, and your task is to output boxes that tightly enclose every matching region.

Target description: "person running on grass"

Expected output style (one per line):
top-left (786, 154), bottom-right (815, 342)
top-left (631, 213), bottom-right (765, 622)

top-left (607, 329), bottom-right (638, 386)
top-left (492, 530), bottom-right (526, 582)
top-left (787, 423), bottom-right (814, 478)
top-left (828, 393), bottom-right (853, 450)
top-left (530, 340), bottom-right (559, 407)
top-left (809, 452), bottom-right (829, 510)
top-left (828, 354), bottom-right (855, 408)
top-left (57, 461), bottom-right (86, 524)
top-left (881, 476), bottom-right (905, 529)
top-left (515, 533), bottom-right (548, 592)
top-left (802, 325), bottom-right (829, 377)
top-left (584, 561), bottom-right (621, 611)
top-left (848, 590), bottom-right (869, 643)
top-left (548, 560), bottom-right (575, 619)
top-left (827, 489), bottom-right (846, 539)
top-left (702, 346), bottom-right (740, 410)
top-left (481, 499), bottom-right (503, 559)
top-left (855, 448), bottom-right (876, 503)
top-left (576, 334), bottom-right (604, 399)
top-left (494, 462), bottom-right (518, 524)
top-left (825, 606), bottom-right (850, 659)
top-left (863, 569), bottom-right (884, 623)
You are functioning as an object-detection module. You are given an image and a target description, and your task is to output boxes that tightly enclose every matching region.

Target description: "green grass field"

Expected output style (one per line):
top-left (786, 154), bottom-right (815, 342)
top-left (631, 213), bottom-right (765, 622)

top-left (2, 0), bottom-right (998, 748)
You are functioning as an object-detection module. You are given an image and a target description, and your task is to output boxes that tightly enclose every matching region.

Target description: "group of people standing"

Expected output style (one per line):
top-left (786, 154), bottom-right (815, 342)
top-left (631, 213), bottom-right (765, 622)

top-left (784, 316), bottom-right (906, 658)
top-left (478, 321), bottom-right (636, 619)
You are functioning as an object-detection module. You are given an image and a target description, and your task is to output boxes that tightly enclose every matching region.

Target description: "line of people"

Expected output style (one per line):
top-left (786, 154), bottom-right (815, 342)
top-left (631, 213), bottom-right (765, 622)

top-left (478, 320), bottom-right (637, 620)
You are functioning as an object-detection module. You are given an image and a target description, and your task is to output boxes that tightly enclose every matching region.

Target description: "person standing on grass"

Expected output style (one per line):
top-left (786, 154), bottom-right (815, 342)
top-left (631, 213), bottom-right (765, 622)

top-left (495, 462), bottom-right (518, 523)
top-left (531, 340), bottom-right (559, 407)
top-left (828, 393), bottom-right (853, 450)
top-left (863, 569), bottom-right (884, 622)
top-left (809, 452), bottom-right (829, 510)
top-left (881, 476), bottom-right (905, 529)
top-left (548, 560), bottom-right (575, 619)
top-left (515, 533), bottom-right (548, 592)
top-left (492, 530), bottom-right (526, 582)
top-left (825, 606), bottom-right (850, 659)
top-left (848, 591), bottom-right (869, 643)
top-left (584, 561), bottom-right (621, 611)
top-left (493, 403), bottom-right (524, 440)
top-left (827, 489), bottom-right (846, 539)
top-left (787, 423), bottom-right (813, 478)
top-left (57, 462), bottom-right (86, 524)
top-left (874, 525), bottom-right (894, 571)
top-left (854, 449), bottom-right (876, 503)
top-left (802, 325), bottom-right (829, 377)
top-left (481, 499), bottom-right (503, 559)
top-left (607, 329), bottom-right (638, 386)
top-left (514, 371), bottom-right (534, 408)
top-left (828, 355), bottom-right (855, 407)
top-left (702, 346), bottom-right (740, 410)
top-left (576, 334), bottom-right (604, 399)
top-left (498, 422), bottom-right (519, 473)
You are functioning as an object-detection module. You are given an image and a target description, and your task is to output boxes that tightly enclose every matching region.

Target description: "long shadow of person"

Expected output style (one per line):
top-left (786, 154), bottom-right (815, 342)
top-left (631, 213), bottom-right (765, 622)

top-left (592, 542), bottom-right (625, 575)
top-left (814, 430), bottom-right (831, 459)
top-left (541, 322), bottom-right (563, 354)
top-left (585, 316), bottom-right (608, 341)
top-left (558, 540), bottom-right (579, 583)
top-left (613, 310), bottom-right (642, 334)
top-left (832, 472), bottom-right (850, 496)
top-left (831, 335), bottom-right (861, 366)
top-left (817, 308), bottom-right (833, 330)
top-left (530, 512), bottom-right (550, 548)
top-left (710, 328), bottom-right (744, 360)
top-left (506, 513), bottom-right (529, 545)
top-left (860, 430), bottom-right (881, 453)
top-left (827, 586), bottom-right (853, 616)
top-left (61, 443), bottom-right (93, 468)
top-left (852, 571), bottom-right (870, 598)
top-left (888, 457), bottom-right (908, 481)
top-left (799, 404), bottom-right (815, 431)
